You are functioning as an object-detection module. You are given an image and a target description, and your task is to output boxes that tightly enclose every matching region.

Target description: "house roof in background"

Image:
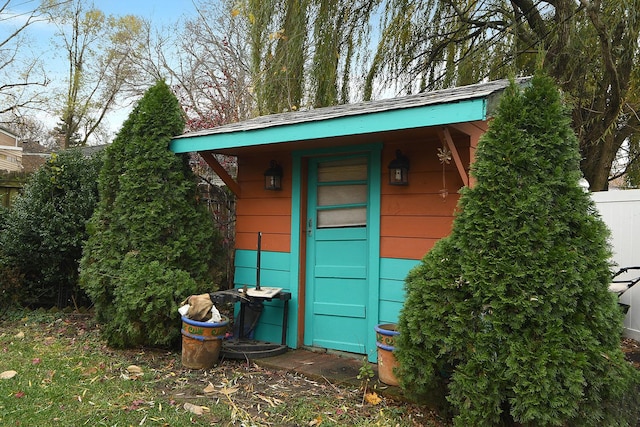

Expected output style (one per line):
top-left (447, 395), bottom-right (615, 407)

top-left (170, 77), bottom-right (530, 154)
top-left (22, 141), bottom-right (52, 154)
top-left (0, 126), bottom-right (18, 139)
top-left (79, 144), bottom-right (109, 157)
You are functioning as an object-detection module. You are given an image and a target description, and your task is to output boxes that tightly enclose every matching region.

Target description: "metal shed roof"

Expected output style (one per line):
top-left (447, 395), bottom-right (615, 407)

top-left (170, 77), bottom-right (529, 154)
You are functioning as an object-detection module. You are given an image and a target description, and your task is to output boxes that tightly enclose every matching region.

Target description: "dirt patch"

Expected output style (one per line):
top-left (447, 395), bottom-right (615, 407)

top-left (168, 359), bottom-right (435, 424)
top-left (622, 338), bottom-right (640, 369)
top-left (112, 346), bottom-right (443, 426)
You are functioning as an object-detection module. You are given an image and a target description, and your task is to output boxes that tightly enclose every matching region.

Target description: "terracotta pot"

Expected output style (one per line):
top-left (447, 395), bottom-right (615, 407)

top-left (375, 323), bottom-right (400, 386)
top-left (181, 316), bottom-right (229, 369)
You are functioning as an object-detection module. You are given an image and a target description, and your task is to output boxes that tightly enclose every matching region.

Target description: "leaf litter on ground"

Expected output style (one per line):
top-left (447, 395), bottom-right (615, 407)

top-left (0, 310), bottom-right (446, 426)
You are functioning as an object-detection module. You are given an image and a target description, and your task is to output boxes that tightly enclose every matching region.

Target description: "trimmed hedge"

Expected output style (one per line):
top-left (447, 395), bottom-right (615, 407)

top-left (0, 150), bottom-right (101, 309)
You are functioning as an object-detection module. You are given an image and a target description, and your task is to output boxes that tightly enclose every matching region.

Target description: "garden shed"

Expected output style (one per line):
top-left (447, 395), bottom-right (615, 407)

top-left (170, 78), bottom-right (529, 362)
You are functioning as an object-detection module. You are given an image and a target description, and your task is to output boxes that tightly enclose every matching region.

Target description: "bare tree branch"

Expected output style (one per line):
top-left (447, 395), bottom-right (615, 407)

top-left (0, 0), bottom-right (52, 126)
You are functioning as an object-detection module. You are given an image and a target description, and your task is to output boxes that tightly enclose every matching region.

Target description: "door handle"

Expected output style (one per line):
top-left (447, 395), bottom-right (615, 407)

top-left (307, 218), bottom-right (312, 236)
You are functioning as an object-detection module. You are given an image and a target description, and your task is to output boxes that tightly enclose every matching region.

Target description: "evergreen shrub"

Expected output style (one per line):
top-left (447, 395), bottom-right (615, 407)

top-left (80, 80), bottom-right (223, 348)
top-left (0, 150), bottom-right (101, 308)
top-left (0, 259), bottom-right (23, 316)
top-left (395, 74), bottom-right (640, 426)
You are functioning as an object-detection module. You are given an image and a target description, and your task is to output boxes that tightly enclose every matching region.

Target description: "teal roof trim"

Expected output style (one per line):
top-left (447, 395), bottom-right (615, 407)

top-left (170, 98), bottom-right (487, 154)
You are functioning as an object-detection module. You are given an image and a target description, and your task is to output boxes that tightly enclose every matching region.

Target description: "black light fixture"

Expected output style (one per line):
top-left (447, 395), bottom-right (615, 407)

top-left (264, 160), bottom-right (283, 190)
top-left (388, 149), bottom-right (410, 185)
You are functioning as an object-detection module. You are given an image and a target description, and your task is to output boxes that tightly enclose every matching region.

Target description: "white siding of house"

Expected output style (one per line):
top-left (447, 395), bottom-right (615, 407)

top-left (592, 189), bottom-right (640, 340)
top-left (0, 146), bottom-right (23, 172)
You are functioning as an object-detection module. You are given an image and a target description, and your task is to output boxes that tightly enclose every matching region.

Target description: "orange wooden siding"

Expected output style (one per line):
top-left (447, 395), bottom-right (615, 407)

top-left (232, 123), bottom-right (484, 260)
top-left (235, 154), bottom-right (292, 252)
top-left (379, 130), bottom-right (470, 260)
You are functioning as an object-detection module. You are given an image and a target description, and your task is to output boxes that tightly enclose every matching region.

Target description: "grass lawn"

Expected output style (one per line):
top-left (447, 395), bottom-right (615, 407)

top-left (0, 310), bottom-right (441, 426)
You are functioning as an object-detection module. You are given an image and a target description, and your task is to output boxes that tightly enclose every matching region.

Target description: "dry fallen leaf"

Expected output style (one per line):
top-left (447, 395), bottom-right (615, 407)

top-left (127, 365), bottom-right (143, 374)
top-left (256, 394), bottom-right (283, 407)
top-left (0, 370), bottom-right (17, 380)
top-left (220, 386), bottom-right (239, 395)
top-left (364, 392), bottom-right (382, 405)
top-left (42, 370), bottom-right (55, 384)
top-left (125, 365), bottom-right (144, 379)
top-left (203, 382), bottom-right (216, 394)
top-left (82, 366), bottom-right (99, 377)
top-left (14, 331), bottom-right (24, 339)
top-left (183, 402), bottom-right (209, 415)
top-left (309, 416), bottom-right (322, 426)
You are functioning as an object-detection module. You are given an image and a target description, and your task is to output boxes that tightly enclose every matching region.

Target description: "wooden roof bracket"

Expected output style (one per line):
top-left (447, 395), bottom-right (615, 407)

top-left (437, 127), bottom-right (469, 187)
top-left (199, 151), bottom-right (241, 197)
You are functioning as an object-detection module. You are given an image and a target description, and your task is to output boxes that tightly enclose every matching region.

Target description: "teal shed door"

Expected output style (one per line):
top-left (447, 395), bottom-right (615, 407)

top-left (304, 155), bottom-right (369, 354)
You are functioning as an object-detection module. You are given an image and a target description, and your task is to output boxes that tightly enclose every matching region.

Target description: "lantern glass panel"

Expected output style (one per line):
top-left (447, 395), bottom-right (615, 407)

top-left (389, 167), bottom-right (408, 185)
top-left (265, 174), bottom-right (281, 190)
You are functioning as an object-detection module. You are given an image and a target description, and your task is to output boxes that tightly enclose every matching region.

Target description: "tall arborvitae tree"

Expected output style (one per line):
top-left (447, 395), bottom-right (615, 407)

top-left (396, 74), bottom-right (640, 426)
top-left (80, 81), bottom-right (223, 348)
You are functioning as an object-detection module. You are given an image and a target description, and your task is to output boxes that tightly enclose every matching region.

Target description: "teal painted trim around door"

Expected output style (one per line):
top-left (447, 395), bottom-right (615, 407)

top-left (289, 154), bottom-right (302, 348)
top-left (233, 249), bottom-right (296, 347)
top-left (366, 149), bottom-right (381, 362)
top-left (304, 155), bottom-right (370, 354)
top-left (170, 99), bottom-right (486, 153)
top-left (294, 145), bottom-right (382, 362)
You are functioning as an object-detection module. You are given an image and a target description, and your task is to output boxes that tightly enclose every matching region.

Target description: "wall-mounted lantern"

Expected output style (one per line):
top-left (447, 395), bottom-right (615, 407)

top-left (264, 160), bottom-right (283, 190)
top-left (388, 149), bottom-right (410, 186)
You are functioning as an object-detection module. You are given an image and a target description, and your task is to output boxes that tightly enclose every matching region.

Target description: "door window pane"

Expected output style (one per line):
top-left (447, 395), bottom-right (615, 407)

top-left (316, 157), bottom-right (368, 228)
top-left (318, 158), bottom-right (367, 182)
top-left (318, 207), bottom-right (367, 228)
top-left (317, 184), bottom-right (367, 206)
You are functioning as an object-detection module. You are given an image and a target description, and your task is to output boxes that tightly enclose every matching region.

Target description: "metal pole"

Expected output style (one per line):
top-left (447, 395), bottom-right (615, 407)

top-left (256, 232), bottom-right (261, 290)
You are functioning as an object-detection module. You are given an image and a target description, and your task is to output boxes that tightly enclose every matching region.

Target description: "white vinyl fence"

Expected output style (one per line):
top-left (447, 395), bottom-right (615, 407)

top-left (592, 189), bottom-right (640, 341)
